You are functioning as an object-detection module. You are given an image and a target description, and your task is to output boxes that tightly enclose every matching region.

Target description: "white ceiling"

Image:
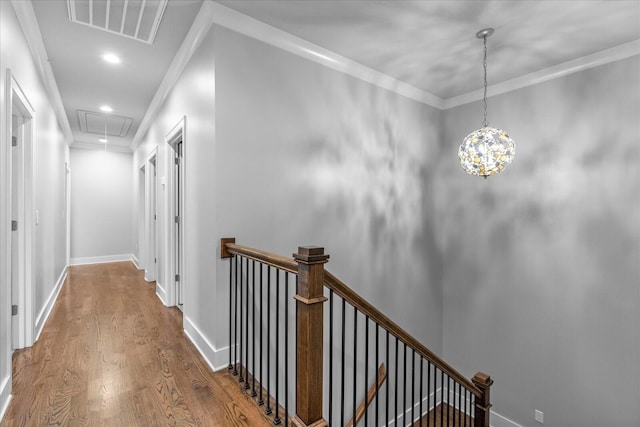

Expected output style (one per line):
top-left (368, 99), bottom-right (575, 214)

top-left (27, 0), bottom-right (640, 150)
top-left (31, 0), bottom-right (203, 149)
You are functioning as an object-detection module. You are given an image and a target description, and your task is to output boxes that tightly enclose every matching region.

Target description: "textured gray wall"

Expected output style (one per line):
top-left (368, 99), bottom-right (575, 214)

top-left (214, 26), bottom-right (444, 349)
top-left (440, 56), bottom-right (640, 427)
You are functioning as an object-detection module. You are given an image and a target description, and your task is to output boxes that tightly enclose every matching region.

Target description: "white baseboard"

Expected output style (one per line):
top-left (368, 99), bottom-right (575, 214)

top-left (183, 315), bottom-right (233, 373)
top-left (69, 254), bottom-right (132, 265)
top-left (156, 282), bottom-right (167, 305)
top-left (381, 386), bottom-right (521, 427)
top-left (34, 266), bottom-right (67, 341)
top-left (491, 410), bottom-right (526, 427)
top-left (131, 254), bottom-right (142, 270)
top-left (0, 375), bottom-right (11, 424)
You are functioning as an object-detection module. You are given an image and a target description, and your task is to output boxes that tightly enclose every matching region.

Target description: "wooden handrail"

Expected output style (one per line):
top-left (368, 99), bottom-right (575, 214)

top-left (220, 239), bottom-right (485, 400)
top-left (346, 364), bottom-right (387, 427)
top-left (324, 271), bottom-right (483, 398)
top-left (222, 241), bottom-right (298, 274)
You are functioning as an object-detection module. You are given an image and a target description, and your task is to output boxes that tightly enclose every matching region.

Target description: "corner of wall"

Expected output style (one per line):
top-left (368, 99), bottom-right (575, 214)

top-left (183, 315), bottom-right (231, 373)
top-left (34, 266), bottom-right (67, 341)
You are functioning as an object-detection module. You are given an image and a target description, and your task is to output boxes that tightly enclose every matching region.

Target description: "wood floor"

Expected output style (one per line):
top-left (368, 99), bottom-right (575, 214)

top-left (0, 262), bottom-right (274, 427)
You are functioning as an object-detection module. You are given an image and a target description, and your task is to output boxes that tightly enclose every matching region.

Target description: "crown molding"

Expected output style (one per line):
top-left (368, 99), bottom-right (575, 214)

top-left (70, 141), bottom-right (132, 153)
top-left (444, 39), bottom-right (640, 109)
top-left (130, 0), bottom-right (216, 150)
top-left (207, 1), bottom-right (444, 109)
top-left (11, 0), bottom-right (74, 144)
top-left (124, 0), bottom-right (640, 150)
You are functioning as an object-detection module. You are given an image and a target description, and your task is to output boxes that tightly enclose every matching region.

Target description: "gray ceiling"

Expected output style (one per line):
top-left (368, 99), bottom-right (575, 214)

top-left (29, 0), bottom-right (640, 150)
top-left (219, 0), bottom-right (640, 99)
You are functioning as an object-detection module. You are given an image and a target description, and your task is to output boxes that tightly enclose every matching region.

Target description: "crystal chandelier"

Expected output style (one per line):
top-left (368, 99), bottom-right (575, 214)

top-left (458, 28), bottom-right (515, 178)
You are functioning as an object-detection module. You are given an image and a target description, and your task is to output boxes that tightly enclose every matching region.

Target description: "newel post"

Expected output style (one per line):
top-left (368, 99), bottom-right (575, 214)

top-left (472, 372), bottom-right (493, 427)
top-left (292, 246), bottom-right (329, 427)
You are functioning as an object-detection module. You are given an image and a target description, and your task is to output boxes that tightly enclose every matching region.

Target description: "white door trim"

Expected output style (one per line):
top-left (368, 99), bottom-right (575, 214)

top-left (137, 162), bottom-right (146, 271)
top-left (6, 69), bottom-right (36, 349)
top-left (145, 148), bottom-right (158, 282)
top-left (164, 116), bottom-right (186, 308)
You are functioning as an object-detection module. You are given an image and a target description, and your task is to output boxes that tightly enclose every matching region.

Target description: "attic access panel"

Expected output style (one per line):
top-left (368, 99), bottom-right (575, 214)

top-left (67, 0), bottom-right (168, 44)
top-left (77, 110), bottom-right (133, 137)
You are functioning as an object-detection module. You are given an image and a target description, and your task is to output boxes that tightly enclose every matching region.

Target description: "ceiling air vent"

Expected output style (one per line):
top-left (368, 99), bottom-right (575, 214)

top-left (77, 110), bottom-right (133, 137)
top-left (67, 0), bottom-right (168, 44)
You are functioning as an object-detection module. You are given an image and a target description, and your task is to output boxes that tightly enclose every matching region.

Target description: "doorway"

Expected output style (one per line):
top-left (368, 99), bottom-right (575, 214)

top-left (138, 163), bottom-right (146, 270)
top-left (145, 151), bottom-right (158, 283)
top-left (7, 70), bottom-right (35, 350)
top-left (165, 117), bottom-right (185, 309)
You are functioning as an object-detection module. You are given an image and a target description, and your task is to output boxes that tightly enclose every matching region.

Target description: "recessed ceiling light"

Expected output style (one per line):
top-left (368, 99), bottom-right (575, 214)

top-left (99, 138), bottom-right (108, 143)
top-left (102, 53), bottom-right (121, 64)
top-left (100, 105), bottom-right (113, 113)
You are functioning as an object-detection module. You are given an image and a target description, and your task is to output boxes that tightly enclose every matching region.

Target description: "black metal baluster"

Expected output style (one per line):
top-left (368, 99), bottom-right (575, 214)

top-left (403, 343), bottom-right (407, 427)
top-left (244, 258), bottom-right (250, 390)
top-left (419, 357), bottom-right (423, 427)
top-left (440, 371), bottom-right (444, 427)
top-left (252, 260), bottom-right (257, 397)
top-left (284, 273), bottom-right (289, 427)
top-left (258, 263), bottom-right (265, 406)
top-left (427, 362), bottom-right (431, 427)
top-left (329, 290), bottom-right (334, 426)
top-left (274, 269), bottom-right (281, 425)
top-left (411, 349), bottom-right (415, 426)
top-left (233, 255), bottom-right (239, 376)
top-left (364, 316), bottom-right (369, 427)
top-left (457, 382), bottom-right (461, 427)
top-left (340, 298), bottom-right (346, 427)
top-left (385, 331), bottom-right (389, 427)
top-left (266, 266), bottom-right (272, 415)
top-left (239, 256), bottom-right (244, 383)
top-left (446, 376), bottom-right (450, 427)
top-left (353, 308), bottom-right (358, 427)
top-left (228, 256), bottom-right (233, 370)
top-left (375, 324), bottom-right (379, 427)
top-left (394, 338), bottom-right (399, 425)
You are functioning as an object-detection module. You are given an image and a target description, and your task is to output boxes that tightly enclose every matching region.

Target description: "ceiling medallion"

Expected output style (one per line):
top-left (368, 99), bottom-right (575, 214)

top-left (458, 28), bottom-right (515, 178)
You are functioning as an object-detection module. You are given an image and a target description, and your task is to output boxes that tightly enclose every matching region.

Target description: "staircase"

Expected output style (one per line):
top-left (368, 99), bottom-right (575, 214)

top-left (221, 239), bottom-right (492, 427)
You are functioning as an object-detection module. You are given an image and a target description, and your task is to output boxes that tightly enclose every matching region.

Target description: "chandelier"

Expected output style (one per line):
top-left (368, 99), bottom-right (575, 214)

top-left (458, 28), bottom-right (515, 178)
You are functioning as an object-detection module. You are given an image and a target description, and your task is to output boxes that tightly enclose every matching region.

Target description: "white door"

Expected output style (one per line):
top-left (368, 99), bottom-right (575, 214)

top-left (11, 112), bottom-right (22, 350)
top-left (149, 156), bottom-right (157, 281)
top-left (174, 139), bottom-right (183, 308)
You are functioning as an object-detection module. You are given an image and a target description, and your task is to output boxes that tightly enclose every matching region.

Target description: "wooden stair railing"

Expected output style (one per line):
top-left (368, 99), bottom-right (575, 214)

top-left (221, 239), bottom-right (492, 427)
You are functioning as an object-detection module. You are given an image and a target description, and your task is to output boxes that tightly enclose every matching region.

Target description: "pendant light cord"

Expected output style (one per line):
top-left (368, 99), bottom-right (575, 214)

top-left (482, 34), bottom-right (488, 128)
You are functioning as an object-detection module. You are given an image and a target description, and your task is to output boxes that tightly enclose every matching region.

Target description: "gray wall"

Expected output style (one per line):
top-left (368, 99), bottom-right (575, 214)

top-left (0, 0), bottom-right (69, 412)
top-left (70, 148), bottom-right (133, 262)
top-left (440, 56), bottom-right (640, 427)
top-left (214, 25), bottom-right (444, 349)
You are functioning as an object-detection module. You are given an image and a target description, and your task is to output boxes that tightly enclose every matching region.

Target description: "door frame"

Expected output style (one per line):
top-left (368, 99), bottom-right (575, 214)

top-left (6, 69), bottom-right (36, 349)
top-left (137, 162), bottom-right (146, 271)
top-left (145, 148), bottom-right (158, 283)
top-left (164, 117), bottom-right (185, 308)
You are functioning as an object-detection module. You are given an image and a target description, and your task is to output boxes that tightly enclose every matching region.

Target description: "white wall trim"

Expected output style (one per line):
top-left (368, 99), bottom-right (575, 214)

top-left (183, 315), bottom-right (232, 373)
top-left (0, 375), bottom-right (11, 424)
top-left (10, 0), bottom-right (73, 144)
top-left (207, 1), bottom-right (444, 109)
top-left (69, 254), bottom-right (133, 266)
top-left (69, 141), bottom-right (132, 153)
top-left (155, 281), bottom-right (167, 306)
top-left (34, 266), bottom-right (67, 341)
top-left (444, 39), bottom-right (640, 109)
top-left (131, 253), bottom-right (142, 270)
top-left (130, 1), bottom-right (215, 150)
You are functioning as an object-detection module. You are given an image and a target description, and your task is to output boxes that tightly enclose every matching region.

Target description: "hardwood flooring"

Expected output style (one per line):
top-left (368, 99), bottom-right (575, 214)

top-left (414, 403), bottom-right (474, 427)
top-left (1, 262), bottom-right (273, 427)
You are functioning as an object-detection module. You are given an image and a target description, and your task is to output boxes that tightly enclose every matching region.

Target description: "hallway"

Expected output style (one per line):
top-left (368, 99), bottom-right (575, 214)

top-left (0, 262), bottom-right (271, 427)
